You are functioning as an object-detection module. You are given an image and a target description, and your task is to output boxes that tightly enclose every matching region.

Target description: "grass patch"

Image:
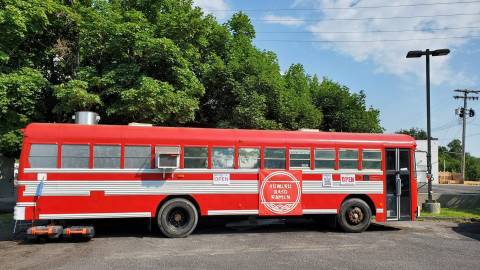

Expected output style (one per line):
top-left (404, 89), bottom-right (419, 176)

top-left (421, 208), bottom-right (480, 219)
top-left (0, 213), bottom-right (13, 224)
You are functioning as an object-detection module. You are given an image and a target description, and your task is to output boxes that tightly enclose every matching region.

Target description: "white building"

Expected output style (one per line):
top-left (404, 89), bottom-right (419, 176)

top-left (415, 140), bottom-right (439, 185)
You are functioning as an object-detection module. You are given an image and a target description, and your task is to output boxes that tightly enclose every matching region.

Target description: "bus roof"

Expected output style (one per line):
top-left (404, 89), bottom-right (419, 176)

top-left (23, 123), bottom-right (416, 148)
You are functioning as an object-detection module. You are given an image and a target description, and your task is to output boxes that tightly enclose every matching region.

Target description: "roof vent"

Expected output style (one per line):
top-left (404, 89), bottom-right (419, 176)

top-left (72, 111), bottom-right (100, 125)
top-left (298, 128), bottom-right (320, 132)
top-left (128, 122), bottom-right (153, 127)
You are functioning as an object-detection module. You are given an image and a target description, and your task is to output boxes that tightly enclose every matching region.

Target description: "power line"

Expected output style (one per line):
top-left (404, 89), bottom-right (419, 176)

top-left (255, 35), bottom-right (480, 43)
top-left (254, 12), bottom-right (480, 22)
top-left (257, 26), bottom-right (480, 34)
top-left (205, 1), bottom-right (480, 12)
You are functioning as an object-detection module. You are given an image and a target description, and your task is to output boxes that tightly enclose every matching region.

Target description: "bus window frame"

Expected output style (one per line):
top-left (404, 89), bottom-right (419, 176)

top-left (182, 145), bottom-right (209, 170)
top-left (289, 147), bottom-right (312, 170)
top-left (27, 142), bottom-right (59, 169)
top-left (124, 144), bottom-right (153, 169)
top-left (237, 146), bottom-right (261, 170)
top-left (263, 147), bottom-right (287, 170)
top-left (361, 148), bottom-right (383, 171)
top-left (155, 145), bottom-right (181, 169)
top-left (314, 148), bottom-right (337, 170)
top-left (338, 148), bottom-right (360, 170)
top-left (60, 142), bottom-right (92, 169)
top-left (211, 146), bottom-right (235, 169)
top-left (93, 143), bottom-right (122, 169)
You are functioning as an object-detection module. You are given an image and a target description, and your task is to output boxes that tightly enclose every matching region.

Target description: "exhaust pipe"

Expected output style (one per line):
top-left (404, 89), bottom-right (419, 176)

top-left (72, 111), bottom-right (100, 125)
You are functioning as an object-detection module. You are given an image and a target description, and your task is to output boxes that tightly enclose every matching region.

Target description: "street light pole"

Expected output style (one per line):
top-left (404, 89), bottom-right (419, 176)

top-left (406, 48), bottom-right (450, 206)
top-left (425, 49), bottom-right (433, 202)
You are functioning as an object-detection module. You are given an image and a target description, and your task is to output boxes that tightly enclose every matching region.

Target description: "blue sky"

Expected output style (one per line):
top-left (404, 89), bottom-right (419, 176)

top-left (194, 0), bottom-right (480, 156)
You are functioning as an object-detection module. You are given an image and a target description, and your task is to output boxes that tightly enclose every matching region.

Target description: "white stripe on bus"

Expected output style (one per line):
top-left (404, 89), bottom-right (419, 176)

top-left (302, 209), bottom-right (338, 214)
top-left (16, 202), bottom-right (36, 207)
top-left (23, 168), bottom-right (384, 175)
top-left (207, 210), bottom-right (259, 215)
top-left (39, 212), bottom-right (152, 220)
top-left (18, 180), bottom-right (383, 196)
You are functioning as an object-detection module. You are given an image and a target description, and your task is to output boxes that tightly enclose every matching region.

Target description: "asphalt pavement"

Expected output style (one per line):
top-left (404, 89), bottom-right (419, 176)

top-left (0, 216), bottom-right (479, 270)
top-left (418, 184), bottom-right (480, 195)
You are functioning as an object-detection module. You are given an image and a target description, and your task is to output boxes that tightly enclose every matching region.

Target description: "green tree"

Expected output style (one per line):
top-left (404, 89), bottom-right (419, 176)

top-left (311, 78), bottom-right (383, 133)
top-left (0, 0), bottom-right (384, 158)
top-left (396, 127), bottom-right (428, 140)
top-left (0, 67), bottom-right (47, 156)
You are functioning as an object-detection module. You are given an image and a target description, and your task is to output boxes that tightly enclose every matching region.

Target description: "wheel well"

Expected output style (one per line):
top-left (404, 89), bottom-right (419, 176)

top-left (342, 194), bottom-right (376, 216)
top-left (156, 195), bottom-right (201, 218)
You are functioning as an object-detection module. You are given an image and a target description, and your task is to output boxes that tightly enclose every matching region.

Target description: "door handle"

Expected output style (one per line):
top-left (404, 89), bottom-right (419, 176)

top-left (395, 174), bottom-right (402, 196)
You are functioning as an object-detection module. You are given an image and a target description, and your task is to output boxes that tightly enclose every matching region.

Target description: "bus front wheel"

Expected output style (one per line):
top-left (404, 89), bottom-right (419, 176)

top-left (157, 198), bottom-right (198, 238)
top-left (337, 198), bottom-right (372, 233)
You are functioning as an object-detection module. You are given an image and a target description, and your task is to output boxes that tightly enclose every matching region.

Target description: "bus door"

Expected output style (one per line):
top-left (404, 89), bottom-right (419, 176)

top-left (385, 148), bottom-right (411, 221)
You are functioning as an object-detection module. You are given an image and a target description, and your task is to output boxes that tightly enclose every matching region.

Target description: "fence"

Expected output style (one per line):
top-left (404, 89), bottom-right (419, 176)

top-left (439, 171), bottom-right (464, 184)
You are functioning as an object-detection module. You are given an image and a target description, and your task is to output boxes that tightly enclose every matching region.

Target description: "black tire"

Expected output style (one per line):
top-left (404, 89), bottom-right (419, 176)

top-left (337, 198), bottom-right (372, 233)
top-left (157, 198), bottom-right (198, 238)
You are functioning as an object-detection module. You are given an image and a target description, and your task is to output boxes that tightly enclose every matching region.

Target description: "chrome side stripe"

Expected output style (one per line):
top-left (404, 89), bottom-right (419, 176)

top-left (39, 212), bottom-right (151, 220)
top-left (16, 202), bottom-right (36, 207)
top-left (20, 180), bottom-right (259, 196)
top-left (303, 181), bottom-right (384, 194)
top-left (18, 180), bottom-right (384, 196)
top-left (24, 168), bottom-right (383, 175)
top-left (302, 209), bottom-right (338, 214)
top-left (207, 209), bottom-right (339, 215)
top-left (207, 210), bottom-right (259, 215)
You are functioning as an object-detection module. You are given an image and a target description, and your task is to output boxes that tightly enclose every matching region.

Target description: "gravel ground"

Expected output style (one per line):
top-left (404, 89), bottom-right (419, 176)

top-left (0, 216), bottom-right (479, 270)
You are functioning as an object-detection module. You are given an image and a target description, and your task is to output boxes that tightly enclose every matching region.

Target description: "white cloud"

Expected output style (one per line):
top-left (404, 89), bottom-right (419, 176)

top-left (193, 0), bottom-right (229, 19)
top-left (263, 14), bottom-right (305, 27)
top-left (294, 0), bottom-right (480, 85)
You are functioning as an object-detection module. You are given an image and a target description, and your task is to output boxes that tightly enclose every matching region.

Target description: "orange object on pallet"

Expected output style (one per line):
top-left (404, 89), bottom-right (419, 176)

top-left (63, 226), bottom-right (95, 239)
top-left (27, 225), bottom-right (63, 239)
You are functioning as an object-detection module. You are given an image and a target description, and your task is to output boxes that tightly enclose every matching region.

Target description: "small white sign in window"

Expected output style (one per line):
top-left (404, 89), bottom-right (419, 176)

top-left (213, 173), bottom-right (230, 185)
top-left (322, 174), bottom-right (333, 187)
top-left (340, 174), bottom-right (356, 185)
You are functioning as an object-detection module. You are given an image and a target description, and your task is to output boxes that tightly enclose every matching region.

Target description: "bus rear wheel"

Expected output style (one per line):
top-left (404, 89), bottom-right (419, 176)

top-left (157, 198), bottom-right (198, 238)
top-left (337, 198), bottom-right (372, 233)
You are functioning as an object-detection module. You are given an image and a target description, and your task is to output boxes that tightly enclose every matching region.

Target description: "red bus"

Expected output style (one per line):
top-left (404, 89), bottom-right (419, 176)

top-left (15, 123), bottom-right (417, 238)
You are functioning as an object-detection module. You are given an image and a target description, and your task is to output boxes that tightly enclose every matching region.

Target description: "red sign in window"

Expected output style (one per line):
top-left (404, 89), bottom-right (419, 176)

top-left (259, 170), bottom-right (302, 216)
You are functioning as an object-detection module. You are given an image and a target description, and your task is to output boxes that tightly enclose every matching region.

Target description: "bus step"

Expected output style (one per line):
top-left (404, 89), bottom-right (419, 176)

top-left (27, 225), bottom-right (63, 239)
top-left (63, 226), bottom-right (95, 240)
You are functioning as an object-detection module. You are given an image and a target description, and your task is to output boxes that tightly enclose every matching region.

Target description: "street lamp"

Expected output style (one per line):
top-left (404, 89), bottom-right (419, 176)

top-left (406, 49), bottom-right (450, 208)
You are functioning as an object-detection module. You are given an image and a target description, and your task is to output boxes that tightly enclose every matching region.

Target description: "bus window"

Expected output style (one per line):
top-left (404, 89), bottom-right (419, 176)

top-left (156, 146), bottom-right (180, 168)
top-left (289, 149), bottom-right (310, 168)
top-left (314, 149), bottom-right (335, 169)
top-left (339, 149), bottom-right (358, 169)
top-left (212, 147), bottom-right (234, 169)
top-left (184, 147), bottom-right (208, 169)
top-left (264, 148), bottom-right (286, 169)
top-left (238, 148), bottom-right (260, 169)
top-left (28, 144), bottom-right (58, 168)
top-left (125, 146), bottom-right (151, 169)
top-left (362, 150), bottom-right (382, 170)
top-left (94, 145), bottom-right (121, 168)
top-left (62, 144), bottom-right (89, 168)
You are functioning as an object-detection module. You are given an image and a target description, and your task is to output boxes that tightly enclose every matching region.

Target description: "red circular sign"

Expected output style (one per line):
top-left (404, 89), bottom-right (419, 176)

top-left (260, 171), bottom-right (301, 215)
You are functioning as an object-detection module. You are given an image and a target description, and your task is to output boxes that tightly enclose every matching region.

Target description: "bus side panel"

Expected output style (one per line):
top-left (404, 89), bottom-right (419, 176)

top-left (193, 194), bottom-right (259, 216)
top-left (31, 194), bottom-right (166, 219)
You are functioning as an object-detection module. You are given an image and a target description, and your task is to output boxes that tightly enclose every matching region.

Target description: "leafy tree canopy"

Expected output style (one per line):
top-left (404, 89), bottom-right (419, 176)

top-left (0, 0), bottom-right (383, 157)
top-left (396, 127), bottom-right (428, 140)
top-left (438, 139), bottom-right (480, 180)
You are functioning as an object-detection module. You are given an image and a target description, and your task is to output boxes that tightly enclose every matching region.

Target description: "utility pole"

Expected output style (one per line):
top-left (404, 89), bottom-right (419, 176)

top-left (454, 89), bottom-right (479, 181)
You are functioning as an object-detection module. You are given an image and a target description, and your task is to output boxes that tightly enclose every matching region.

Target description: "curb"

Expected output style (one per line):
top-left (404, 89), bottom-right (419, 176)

top-left (418, 216), bottom-right (480, 222)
